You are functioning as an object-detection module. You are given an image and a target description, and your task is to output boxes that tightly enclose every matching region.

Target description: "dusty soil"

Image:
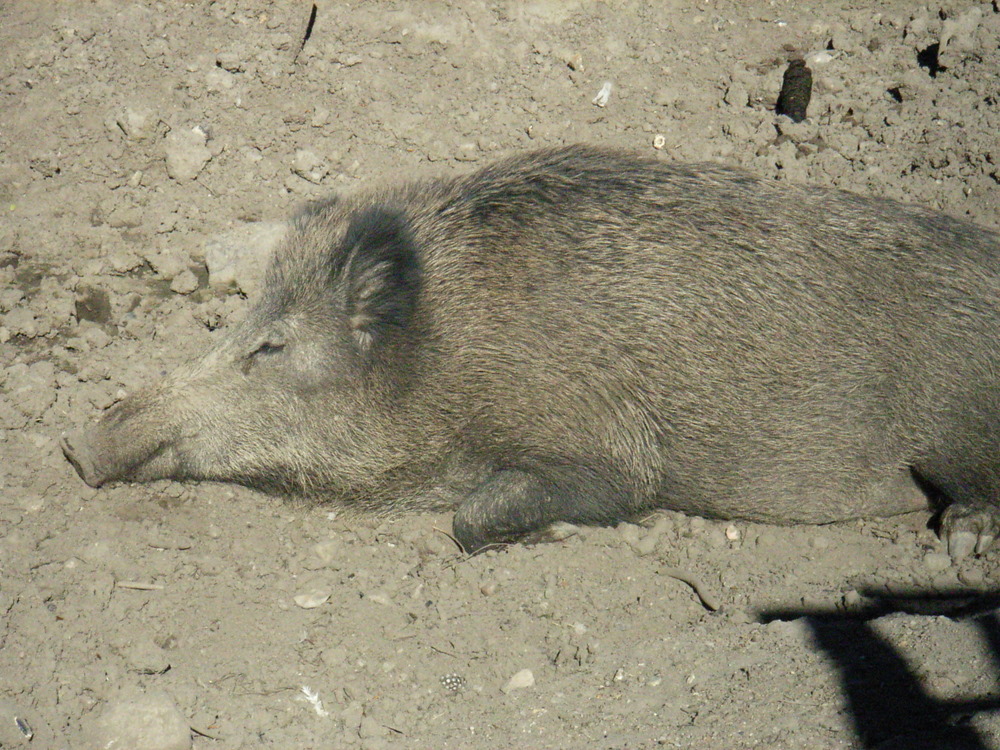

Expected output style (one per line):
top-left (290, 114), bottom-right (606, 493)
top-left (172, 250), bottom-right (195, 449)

top-left (2, 1), bottom-right (1000, 748)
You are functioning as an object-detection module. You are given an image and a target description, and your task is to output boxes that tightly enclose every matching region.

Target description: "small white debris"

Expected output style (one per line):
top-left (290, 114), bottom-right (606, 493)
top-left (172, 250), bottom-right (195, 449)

top-left (652, 134), bottom-right (666, 150)
top-left (364, 589), bottom-right (394, 606)
top-left (501, 668), bottom-right (535, 694)
top-left (293, 589), bottom-right (331, 609)
top-left (592, 81), bottom-right (613, 107)
top-left (805, 50), bottom-right (837, 66)
top-left (300, 686), bottom-right (330, 717)
top-left (725, 524), bottom-right (740, 541)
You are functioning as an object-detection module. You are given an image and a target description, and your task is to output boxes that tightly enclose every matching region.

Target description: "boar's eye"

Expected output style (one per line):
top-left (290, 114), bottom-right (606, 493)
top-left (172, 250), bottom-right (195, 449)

top-left (242, 337), bottom-right (287, 371)
top-left (251, 341), bottom-right (285, 357)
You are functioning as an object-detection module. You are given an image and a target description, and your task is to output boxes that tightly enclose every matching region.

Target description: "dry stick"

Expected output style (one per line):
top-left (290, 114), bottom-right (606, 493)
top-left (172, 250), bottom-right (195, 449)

top-left (661, 567), bottom-right (721, 611)
top-left (291, 3), bottom-right (318, 65)
top-left (116, 580), bottom-right (165, 590)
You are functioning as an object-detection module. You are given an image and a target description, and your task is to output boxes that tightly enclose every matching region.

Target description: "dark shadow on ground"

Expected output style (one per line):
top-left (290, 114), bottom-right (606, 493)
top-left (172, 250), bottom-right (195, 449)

top-left (760, 589), bottom-right (1000, 749)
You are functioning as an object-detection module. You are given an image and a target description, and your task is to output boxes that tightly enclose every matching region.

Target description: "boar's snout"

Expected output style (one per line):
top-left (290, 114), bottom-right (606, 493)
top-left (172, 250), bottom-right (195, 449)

top-left (61, 394), bottom-right (180, 489)
top-left (61, 429), bottom-right (106, 488)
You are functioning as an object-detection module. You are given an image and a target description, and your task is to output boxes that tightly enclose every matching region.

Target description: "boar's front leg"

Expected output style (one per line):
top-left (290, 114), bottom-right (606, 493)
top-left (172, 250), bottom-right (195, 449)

top-left (452, 467), bottom-right (631, 553)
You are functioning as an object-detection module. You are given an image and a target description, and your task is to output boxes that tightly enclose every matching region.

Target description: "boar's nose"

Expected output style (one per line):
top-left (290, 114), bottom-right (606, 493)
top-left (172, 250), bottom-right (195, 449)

top-left (61, 429), bottom-right (105, 488)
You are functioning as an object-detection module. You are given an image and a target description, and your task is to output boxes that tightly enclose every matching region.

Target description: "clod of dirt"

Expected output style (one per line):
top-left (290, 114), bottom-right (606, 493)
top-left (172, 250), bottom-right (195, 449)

top-left (74, 285), bottom-right (113, 326)
top-left (291, 149), bottom-right (329, 184)
top-left (115, 106), bottom-right (155, 141)
top-left (80, 689), bottom-right (190, 750)
top-left (164, 127), bottom-right (212, 182)
top-left (203, 221), bottom-right (287, 296)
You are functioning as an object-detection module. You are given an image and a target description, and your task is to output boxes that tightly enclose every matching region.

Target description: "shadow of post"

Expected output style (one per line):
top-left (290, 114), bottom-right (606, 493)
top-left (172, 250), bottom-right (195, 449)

top-left (760, 590), bottom-right (1000, 749)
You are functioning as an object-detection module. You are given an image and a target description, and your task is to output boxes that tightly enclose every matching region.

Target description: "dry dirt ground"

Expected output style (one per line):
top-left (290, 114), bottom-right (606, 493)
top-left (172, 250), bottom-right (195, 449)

top-left (2, 1), bottom-right (1000, 748)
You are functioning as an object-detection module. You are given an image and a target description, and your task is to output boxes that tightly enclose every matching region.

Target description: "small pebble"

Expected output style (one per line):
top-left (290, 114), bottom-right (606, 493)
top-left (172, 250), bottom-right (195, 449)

top-left (652, 134), bottom-right (666, 150)
top-left (364, 590), bottom-right (393, 606)
top-left (766, 618), bottom-right (809, 640)
top-left (804, 50), bottom-right (836, 66)
top-left (501, 668), bottom-right (535, 694)
top-left (216, 51), bottom-right (242, 72)
top-left (293, 589), bottom-right (331, 609)
top-left (725, 524), bottom-right (740, 541)
top-left (723, 82), bottom-right (748, 107)
top-left (310, 108), bottom-right (330, 127)
top-left (205, 67), bottom-right (235, 91)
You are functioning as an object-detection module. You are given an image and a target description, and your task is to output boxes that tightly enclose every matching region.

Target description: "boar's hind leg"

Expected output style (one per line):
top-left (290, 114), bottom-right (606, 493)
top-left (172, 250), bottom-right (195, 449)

top-left (937, 491), bottom-right (1000, 560)
top-left (452, 467), bottom-right (631, 554)
top-left (919, 460), bottom-right (1000, 559)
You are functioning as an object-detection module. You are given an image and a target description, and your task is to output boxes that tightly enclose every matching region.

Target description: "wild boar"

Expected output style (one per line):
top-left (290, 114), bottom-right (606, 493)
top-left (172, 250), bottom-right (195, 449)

top-left (62, 145), bottom-right (1000, 555)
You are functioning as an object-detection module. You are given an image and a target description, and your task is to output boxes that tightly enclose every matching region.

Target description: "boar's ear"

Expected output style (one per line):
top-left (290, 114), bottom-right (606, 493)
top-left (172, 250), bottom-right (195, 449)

top-left (292, 195), bottom-right (338, 231)
top-left (341, 206), bottom-right (420, 353)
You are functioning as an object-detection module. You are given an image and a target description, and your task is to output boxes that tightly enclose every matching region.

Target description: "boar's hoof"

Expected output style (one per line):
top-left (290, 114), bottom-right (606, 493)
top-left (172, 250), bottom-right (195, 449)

top-left (939, 501), bottom-right (1000, 559)
top-left (61, 430), bottom-right (103, 489)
